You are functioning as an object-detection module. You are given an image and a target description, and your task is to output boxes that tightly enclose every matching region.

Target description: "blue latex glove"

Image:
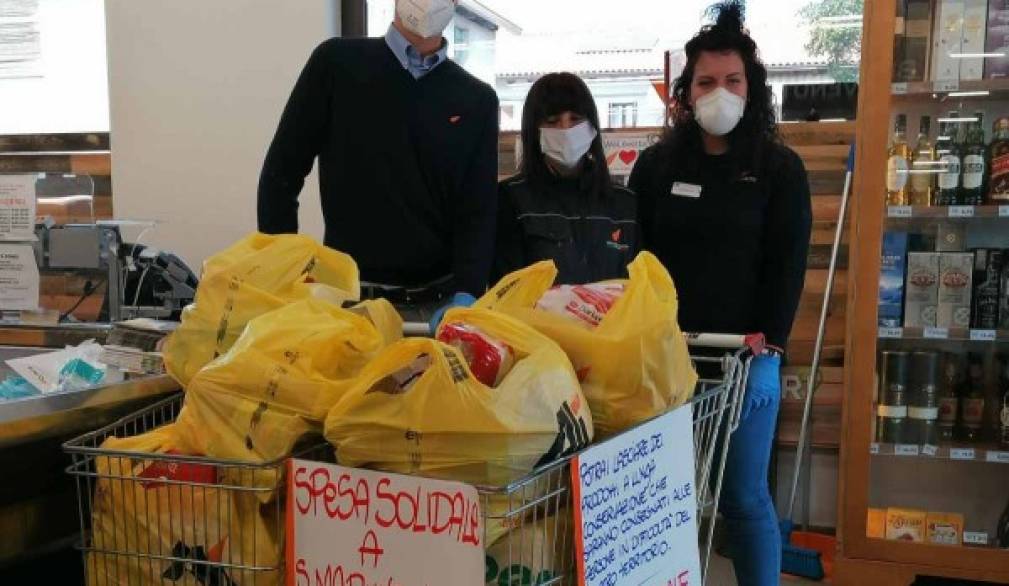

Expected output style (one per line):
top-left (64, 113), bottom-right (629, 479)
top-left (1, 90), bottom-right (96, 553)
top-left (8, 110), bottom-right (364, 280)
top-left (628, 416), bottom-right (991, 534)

top-left (428, 292), bottom-right (477, 334)
top-left (740, 353), bottom-right (781, 421)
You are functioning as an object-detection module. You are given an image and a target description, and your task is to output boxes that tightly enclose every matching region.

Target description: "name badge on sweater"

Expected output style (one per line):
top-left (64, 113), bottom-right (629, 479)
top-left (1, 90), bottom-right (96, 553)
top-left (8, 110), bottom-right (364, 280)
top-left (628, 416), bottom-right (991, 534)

top-left (671, 182), bottom-right (702, 198)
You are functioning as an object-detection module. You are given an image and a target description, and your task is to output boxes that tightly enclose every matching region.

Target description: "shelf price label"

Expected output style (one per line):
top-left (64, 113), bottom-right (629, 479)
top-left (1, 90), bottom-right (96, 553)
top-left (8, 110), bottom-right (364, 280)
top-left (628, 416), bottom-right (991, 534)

top-left (878, 327), bottom-right (904, 339)
top-left (970, 329), bottom-right (997, 342)
top-left (895, 444), bottom-right (920, 456)
top-left (1000, 205), bottom-right (1009, 218)
top-left (924, 327), bottom-right (949, 340)
top-left (870, 443), bottom-right (880, 455)
top-left (887, 205), bottom-right (912, 218)
top-left (986, 451), bottom-right (1009, 464)
top-left (963, 532), bottom-right (989, 546)
top-left (921, 444), bottom-right (939, 457)
top-left (948, 206), bottom-right (975, 218)
top-left (933, 79), bottom-right (960, 92)
top-left (950, 448), bottom-right (976, 460)
top-left (891, 82), bottom-right (909, 95)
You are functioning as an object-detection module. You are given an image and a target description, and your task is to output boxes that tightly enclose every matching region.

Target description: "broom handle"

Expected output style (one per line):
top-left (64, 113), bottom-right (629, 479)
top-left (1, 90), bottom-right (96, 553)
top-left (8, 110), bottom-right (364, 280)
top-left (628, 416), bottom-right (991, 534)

top-left (786, 144), bottom-right (855, 520)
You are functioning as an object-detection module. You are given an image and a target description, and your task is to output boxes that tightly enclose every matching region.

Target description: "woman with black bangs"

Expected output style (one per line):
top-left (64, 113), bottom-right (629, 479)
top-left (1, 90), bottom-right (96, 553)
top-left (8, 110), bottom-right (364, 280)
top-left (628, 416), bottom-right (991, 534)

top-left (629, 2), bottom-right (811, 583)
top-left (493, 72), bottom-right (638, 284)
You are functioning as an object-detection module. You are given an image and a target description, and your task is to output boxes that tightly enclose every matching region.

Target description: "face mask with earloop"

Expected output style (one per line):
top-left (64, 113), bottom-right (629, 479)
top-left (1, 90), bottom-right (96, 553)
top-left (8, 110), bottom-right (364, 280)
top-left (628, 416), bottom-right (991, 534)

top-left (693, 87), bottom-right (746, 136)
top-left (397, 0), bottom-right (455, 39)
top-left (540, 121), bottom-right (598, 171)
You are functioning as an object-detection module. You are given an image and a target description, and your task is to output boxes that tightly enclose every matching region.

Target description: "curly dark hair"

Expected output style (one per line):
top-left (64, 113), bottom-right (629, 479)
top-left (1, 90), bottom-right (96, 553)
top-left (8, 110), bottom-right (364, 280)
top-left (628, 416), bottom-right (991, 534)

top-left (659, 1), bottom-right (780, 177)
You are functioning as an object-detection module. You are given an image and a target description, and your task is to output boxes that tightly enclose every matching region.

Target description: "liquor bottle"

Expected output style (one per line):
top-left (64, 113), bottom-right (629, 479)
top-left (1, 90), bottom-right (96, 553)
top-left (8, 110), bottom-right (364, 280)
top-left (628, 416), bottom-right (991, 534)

top-left (938, 354), bottom-right (960, 443)
top-left (887, 114), bottom-right (912, 206)
top-left (972, 249), bottom-right (1003, 329)
top-left (878, 351), bottom-right (910, 443)
top-left (960, 353), bottom-right (986, 443)
top-left (909, 351), bottom-right (940, 445)
top-left (961, 112), bottom-right (987, 206)
top-left (910, 116), bottom-right (937, 206)
top-left (989, 117), bottom-right (1009, 203)
top-left (935, 114), bottom-right (962, 206)
top-left (999, 357), bottom-right (1009, 450)
top-left (1002, 258), bottom-right (1009, 330)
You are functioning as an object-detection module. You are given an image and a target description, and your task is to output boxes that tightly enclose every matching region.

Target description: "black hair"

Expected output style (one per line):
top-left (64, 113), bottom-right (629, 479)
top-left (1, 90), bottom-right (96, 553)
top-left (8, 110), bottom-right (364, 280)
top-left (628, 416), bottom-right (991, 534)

top-left (519, 72), bottom-right (613, 199)
top-left (659, 1), bottom-right (779, 177)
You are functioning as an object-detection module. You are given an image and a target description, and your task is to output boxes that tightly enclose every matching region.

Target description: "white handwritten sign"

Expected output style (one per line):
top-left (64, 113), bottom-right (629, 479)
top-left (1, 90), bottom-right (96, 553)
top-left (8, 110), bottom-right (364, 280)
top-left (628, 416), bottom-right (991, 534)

top-left (572, 405), bottom-right (700, 586)
top-left (0, 244), bottom-right (39, 311)
top-left (286, 459), bottom-right (484, 586)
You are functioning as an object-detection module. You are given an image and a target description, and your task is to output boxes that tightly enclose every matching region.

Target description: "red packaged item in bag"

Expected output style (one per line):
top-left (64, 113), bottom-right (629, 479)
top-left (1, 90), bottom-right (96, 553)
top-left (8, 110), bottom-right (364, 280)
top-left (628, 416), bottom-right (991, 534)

top-left (534, 283), bottom-right (626, 329)
top-left (437, 323), bottom-right (515, 387)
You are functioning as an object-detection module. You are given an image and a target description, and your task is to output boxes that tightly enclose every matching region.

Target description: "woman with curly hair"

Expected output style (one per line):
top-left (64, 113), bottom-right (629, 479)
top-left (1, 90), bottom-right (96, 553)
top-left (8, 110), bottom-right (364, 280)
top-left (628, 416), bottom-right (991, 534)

top-left (629, 2), bottom-right (812, 583)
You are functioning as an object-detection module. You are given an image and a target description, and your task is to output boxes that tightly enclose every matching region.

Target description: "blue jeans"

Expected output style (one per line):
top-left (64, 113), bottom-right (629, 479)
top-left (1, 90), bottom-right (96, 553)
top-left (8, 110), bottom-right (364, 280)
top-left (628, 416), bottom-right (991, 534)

top-left (718, 371), bottom-right (782, 585)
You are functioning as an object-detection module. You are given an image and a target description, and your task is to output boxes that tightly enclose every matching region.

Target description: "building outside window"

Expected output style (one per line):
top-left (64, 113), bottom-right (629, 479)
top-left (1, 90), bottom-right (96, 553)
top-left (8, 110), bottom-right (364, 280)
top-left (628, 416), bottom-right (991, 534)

top-left (608, 101), bottom-right (638, 129)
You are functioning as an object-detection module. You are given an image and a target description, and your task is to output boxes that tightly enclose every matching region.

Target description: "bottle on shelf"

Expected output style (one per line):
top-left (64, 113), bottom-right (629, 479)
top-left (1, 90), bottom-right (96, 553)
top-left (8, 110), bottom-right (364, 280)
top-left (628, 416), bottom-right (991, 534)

top-left (962, 112), bottom-right (987, 206)
top-left (936, 113), bottom-right (962, 206)
top-left (989, 117), bottom-right (1009, 203)
top-left (1001, 259), bottom-right (1009, 330)
top-left (960, 353), bottom-right (986, 443)
top-left (887, 114), bottom-right (912, 206)
top-left (972, 249), bottom-right (1003, 330)
top-left (999, 356), bottom-right (1009, 450)
top-left (909, 351), bottom-right (940, 445)
top-left (878, 351), bottom-right (910, 444)
top-left (938, 354), bottom-right (961, 444)
top-left (911, 115), bottom-right (937, 206)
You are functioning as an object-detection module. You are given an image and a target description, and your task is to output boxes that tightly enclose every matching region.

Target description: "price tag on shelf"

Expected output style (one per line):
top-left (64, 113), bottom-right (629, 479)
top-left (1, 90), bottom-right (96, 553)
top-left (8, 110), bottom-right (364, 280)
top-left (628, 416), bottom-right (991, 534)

top-left (963, 532), bottom-right (989, 546)
top-left (986, 451), bottom-right (1009, 464)
top-left (921, 444), bottom-right (938, 457)
top-left (887, 205), bottom-right (913, 218)
top-left (870, 443), bottom-right (880, 455)
top-left (950, 448), bottom-right (976, 460)
top-left (878, 327), bottom-right (904, 339)
top-left (895, 444), bottom-right (920, 456)
top-left (933, 79), bottom-right (960, 92)
top-left (1000, 205), bottom-right (1009, 218)
top-left (948, 206), bottom-right (975, 218)
top-left (891, 82), bottom-right (909, 95)
top-left (970, 329), bottom-right (997, 342)
top-left (924, 327), bottom-right (949, 340)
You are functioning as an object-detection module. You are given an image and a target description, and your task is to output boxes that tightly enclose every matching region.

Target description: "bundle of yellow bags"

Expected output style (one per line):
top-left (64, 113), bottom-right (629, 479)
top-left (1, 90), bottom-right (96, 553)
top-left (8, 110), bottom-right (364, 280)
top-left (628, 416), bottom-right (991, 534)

top-left (324, 307), bottom-right (593, 543)
top-left (87, 424), bottom-right (280, 586)
top-left (475, 251), bottom-right (698, 438)
top-left (163, 233), bottom-right (361, 386)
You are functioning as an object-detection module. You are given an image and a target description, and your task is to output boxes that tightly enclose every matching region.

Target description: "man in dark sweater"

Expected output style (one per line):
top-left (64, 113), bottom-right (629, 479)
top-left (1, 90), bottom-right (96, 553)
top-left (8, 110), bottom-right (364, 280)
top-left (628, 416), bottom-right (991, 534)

top-left (257, 0), bottom-right (499, 314)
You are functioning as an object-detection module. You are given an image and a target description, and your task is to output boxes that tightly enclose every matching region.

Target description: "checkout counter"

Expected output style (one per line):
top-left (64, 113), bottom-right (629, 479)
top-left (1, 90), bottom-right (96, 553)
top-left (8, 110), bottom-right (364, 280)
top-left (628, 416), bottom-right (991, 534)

top-left (0, 218), bottom-right (196, 570)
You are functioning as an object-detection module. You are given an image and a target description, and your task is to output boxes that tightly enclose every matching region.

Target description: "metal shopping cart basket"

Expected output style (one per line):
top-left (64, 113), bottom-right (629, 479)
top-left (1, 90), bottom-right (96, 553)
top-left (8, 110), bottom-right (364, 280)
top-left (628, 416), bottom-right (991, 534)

top-left (64, 332), bottom-right (756, 585)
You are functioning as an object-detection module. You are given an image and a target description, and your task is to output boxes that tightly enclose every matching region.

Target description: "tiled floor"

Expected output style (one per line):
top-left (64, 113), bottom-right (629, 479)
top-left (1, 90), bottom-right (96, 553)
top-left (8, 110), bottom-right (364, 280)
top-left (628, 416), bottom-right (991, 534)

top-left (707, 554), bottom-right (827, 586)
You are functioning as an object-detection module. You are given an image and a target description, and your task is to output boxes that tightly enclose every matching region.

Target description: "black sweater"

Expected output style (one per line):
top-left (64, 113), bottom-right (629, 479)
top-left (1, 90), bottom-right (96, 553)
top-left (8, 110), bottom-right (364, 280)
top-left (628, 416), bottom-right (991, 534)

top-left (494, 172), bottom-right (638, 284)
top-left (628, 142), bottom-right (812, 350)
top-left (257, 38), bottom-right (499, 296)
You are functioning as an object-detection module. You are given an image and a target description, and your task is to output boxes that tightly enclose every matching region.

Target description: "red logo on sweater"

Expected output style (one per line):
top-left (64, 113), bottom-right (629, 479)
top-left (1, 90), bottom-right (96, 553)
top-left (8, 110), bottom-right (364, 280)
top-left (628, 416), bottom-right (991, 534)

top-left (611, 229), bottom-right (622, 241)
top-left (449, 115), bottom-right (462, 124)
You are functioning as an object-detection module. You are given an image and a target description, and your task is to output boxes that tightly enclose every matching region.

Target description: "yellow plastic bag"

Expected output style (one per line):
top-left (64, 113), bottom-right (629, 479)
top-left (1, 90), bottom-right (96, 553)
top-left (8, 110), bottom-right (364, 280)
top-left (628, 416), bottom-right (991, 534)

top-left (476, 252), bottom-right (698, 438)
top-left (485, 512), bottom-right (572, 585)
top-left (174, 298), bottom-right (401, 471)
top-left (164, 233), bottom-right (360, 386)
top-left (87, 425), bottom-right (281, 586)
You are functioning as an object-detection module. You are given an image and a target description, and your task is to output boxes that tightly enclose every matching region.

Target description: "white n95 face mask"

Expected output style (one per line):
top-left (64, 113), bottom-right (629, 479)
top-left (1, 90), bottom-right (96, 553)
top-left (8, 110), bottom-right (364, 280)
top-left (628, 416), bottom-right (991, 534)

top-left (397, 0), bottom-right (456, 39)
top-left (693, 87), bottom-right (746, 136)
top-left (540, 121), bottom-right (598, 171)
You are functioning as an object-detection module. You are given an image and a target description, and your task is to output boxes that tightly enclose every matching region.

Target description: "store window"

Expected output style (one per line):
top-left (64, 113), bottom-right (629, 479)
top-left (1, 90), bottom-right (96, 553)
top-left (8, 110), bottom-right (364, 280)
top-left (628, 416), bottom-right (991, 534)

top-left (368, 0), bottom-right (863, 131)
top-left (608, 102), bottom-right (638, 129)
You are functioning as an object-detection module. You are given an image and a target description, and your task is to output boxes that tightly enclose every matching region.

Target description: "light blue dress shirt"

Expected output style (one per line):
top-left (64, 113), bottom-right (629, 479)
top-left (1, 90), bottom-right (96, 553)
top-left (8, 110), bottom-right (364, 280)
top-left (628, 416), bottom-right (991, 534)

top-left (384, 24), bottom-right (449, 80)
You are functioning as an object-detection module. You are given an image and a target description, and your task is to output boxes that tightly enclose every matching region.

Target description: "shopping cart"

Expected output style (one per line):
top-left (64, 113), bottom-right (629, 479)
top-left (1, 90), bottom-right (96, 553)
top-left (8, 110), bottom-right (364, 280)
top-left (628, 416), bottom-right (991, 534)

top-left (64, 332), bottom-right (756, 585)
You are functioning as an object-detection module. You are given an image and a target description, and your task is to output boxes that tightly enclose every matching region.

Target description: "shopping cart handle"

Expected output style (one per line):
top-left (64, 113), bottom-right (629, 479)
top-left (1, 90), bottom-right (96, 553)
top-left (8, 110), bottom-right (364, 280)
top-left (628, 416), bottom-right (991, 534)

top-left (403, 322), bottom-right (432, 336)
top-left (683, 332), bottom-right (765, 354)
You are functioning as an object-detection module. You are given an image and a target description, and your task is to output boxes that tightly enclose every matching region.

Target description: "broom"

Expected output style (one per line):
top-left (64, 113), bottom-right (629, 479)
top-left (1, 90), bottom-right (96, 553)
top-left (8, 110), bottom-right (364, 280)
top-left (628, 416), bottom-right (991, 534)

top-left (780, 144), bottom-right (855, 580)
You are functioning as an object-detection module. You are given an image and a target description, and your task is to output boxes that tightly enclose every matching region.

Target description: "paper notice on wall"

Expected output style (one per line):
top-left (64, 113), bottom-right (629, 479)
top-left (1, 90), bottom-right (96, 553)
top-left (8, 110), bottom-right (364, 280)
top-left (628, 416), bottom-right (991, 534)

top-left (603, 132), bottom-right (660, 176)
top-left (0, 244), bottom-right (38, 311)
top-left (0, 175), bottom-right (37, 241)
